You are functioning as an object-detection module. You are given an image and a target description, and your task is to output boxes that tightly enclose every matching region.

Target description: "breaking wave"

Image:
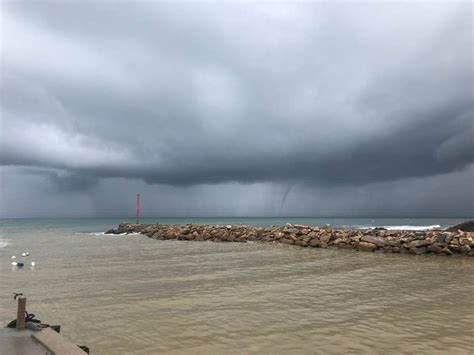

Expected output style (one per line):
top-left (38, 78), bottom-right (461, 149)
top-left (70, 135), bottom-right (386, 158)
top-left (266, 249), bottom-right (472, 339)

top-left (368, 225), bottom-right (442, 231)
top-left (75, 232), bottom-right (142, 236)
top-left (75, 232), bottom-right (106, 236)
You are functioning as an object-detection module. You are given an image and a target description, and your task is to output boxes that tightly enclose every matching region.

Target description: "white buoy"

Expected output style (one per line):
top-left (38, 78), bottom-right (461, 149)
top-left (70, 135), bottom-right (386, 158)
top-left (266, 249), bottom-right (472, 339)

top-left (11, 261), bottom-right (17, 266)
top-left (11, 256), bottom-right (16, 259)
top-left (21, 253), bottom-right (26, 257)
top-left (26, 252), bottom-right (30, 256)
top-left (30, 261), bottom-right (35, 266)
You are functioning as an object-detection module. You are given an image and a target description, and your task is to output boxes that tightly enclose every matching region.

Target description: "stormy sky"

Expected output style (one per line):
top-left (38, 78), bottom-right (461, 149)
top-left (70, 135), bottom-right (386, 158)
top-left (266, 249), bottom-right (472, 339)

top-left (0, 1), bottom-right (472, 218)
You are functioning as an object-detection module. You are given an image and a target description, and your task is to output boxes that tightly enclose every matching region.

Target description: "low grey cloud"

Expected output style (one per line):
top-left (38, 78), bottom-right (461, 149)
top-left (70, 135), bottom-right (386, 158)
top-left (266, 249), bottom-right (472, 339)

top-left (0, 1), bottom-right (472, 217)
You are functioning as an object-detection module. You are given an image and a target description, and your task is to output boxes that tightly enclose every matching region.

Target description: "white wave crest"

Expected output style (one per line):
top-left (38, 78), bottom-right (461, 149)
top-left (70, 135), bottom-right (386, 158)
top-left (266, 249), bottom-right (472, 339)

top-left (74, 232), bottom-right (105, 236)
top-left (79, 231), bottom-right (143, 236)
top-left (378, 225), bottom-right (441, 231)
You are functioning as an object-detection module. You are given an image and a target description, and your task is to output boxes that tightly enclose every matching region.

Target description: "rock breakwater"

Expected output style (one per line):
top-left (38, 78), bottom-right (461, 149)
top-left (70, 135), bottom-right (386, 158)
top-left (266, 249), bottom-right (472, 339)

top-left (107, 223), bottom-right (474, 256)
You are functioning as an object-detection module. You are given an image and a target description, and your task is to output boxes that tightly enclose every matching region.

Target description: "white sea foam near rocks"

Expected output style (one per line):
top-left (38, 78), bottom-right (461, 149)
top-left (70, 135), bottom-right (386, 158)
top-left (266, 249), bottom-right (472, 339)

top-left (75, 232), bottom-right (142, 236)
top-left (378, 225), bottom-right (441, 231)
top-left (74, 232), bottom-right (106, 236)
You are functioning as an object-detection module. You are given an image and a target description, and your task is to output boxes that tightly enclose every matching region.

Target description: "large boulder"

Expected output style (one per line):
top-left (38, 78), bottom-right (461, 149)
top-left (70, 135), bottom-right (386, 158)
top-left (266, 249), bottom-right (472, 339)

top-left (357, 241), bottom-right (377, 252)
top-left (447, 220), bottom-right (474, 232)
top-left (361, 235), bottom-right (385, 247)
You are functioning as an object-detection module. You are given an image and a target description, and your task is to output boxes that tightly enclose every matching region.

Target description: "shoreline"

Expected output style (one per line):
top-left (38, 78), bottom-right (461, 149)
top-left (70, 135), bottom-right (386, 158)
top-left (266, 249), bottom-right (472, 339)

top-left (107, 222), bottom-right (474, 256)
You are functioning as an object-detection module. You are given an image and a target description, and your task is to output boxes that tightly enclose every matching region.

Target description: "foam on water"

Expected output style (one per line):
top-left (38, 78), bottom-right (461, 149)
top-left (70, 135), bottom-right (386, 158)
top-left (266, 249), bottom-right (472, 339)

top-left (75, 231), bottom-right (142, 236)
top-left (381, 225), bottom-right (441, 231)
top-left (0, 238), bottom-right (9, 249)
top-left (73, 232), bottom-right (106, 236)
top-left (353, 224), bottom-right (442, 231)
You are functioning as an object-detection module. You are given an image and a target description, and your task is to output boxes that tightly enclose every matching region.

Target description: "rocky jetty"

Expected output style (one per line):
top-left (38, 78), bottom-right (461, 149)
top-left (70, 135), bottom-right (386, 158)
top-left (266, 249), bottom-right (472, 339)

top-left (106, 222), bottom-right (474, 256)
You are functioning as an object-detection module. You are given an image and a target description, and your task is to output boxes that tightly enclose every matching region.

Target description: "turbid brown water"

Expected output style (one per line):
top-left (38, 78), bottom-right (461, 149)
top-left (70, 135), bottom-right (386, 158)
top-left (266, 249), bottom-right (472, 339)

top-left (1, 219), bottom-right (473, 354)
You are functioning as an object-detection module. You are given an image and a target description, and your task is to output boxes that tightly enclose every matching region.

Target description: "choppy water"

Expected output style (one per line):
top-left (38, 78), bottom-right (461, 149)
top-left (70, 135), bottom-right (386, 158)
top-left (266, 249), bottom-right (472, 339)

top-left (0, 218), bottom-right (473, 354)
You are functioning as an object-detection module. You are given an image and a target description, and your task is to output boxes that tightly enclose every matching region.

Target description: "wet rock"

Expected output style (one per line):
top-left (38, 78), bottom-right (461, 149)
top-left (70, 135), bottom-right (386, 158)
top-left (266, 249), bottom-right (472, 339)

top-left (427, 245), bottom-right (443, 253)
top-left (385, 238), bottom-right (401, 247)
top-left (406, 240), bottom-right (430, 248)
top-left (294, 240), bottom-right (308, 247)
top-left (320, 235), bottom-right (331, 244)
top-left (357, 242), bottom-right (377, 252)
top-left (350, 235), bottom-right (362, 242)
top-left (409, 246), bottom-right (427, 255)
top-left (182, 234), bottom-right (195, 241)
top-left (383, 246), bottom-right (400, 253)
top-left (361, 235), bottom-right (385, 247)
top-left (308, 239), bottom-right (320, 247)
top-left (436, 233), bottom-right (447, 246)
top-left (302, 236), bottom-right (312, 243)
top-left (441, 247), bottom-right (454, 256)
top-left (294, 224), bottom-right (308, 229)
top-left (400, 236), bottom-right (414, 244)
top-left (274, 232), bottom-right (284, 240)
top-left (450, 239), bottom-right (459, 246)
top-left (280, 238), bottom-right (295, 245)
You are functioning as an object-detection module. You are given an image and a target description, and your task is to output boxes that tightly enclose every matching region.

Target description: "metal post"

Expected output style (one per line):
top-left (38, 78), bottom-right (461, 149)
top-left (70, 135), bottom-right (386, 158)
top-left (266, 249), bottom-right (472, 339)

top-left (136, 193), bottom-right (140, 224)
top-left (16, 296), bottom-right (26, 330)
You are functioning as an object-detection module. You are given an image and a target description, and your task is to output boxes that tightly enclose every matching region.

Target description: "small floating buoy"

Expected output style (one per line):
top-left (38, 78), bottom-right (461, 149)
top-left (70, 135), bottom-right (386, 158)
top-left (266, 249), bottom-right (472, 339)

top-left (11, 261), bottom-right (17, 266)
top-left (21, 253), bottom-right (26, 257)
top-left (11, 256), bottom-right (16, 259)
top-left (26, 252), bottom-right (30, 256)
top-left (30, 261), bottom-right (35, 266)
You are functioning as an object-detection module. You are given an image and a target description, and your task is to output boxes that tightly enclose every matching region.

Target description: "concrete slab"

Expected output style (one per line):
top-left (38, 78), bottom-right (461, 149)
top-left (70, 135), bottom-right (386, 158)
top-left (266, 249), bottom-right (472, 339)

top-left (1, 327), bottom-right (86, 355)
top-left (0, 328), bottom-right (52, 355)
top-left (33, 328), bottom-right (87, 355)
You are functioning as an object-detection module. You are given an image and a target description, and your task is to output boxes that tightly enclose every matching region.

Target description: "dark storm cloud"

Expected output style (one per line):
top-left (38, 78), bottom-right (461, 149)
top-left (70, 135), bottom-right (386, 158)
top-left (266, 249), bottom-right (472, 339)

top-left (0, 1), bottom-right (472, 217)
top-left (24, 168), bottom-right (100, 193)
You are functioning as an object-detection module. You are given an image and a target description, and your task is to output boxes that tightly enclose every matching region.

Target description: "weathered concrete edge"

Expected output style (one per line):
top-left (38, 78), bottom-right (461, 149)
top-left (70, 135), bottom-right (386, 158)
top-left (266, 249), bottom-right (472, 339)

top-left (107, 223), bottom-right (474, 256)
top-left (33, 328), bottom-right (87, 354)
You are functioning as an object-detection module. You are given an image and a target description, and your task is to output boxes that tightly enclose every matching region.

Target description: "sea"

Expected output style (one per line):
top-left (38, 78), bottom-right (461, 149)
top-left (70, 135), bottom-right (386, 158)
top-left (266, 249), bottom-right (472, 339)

top-left (0, 217), bottom-right (473, 354)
